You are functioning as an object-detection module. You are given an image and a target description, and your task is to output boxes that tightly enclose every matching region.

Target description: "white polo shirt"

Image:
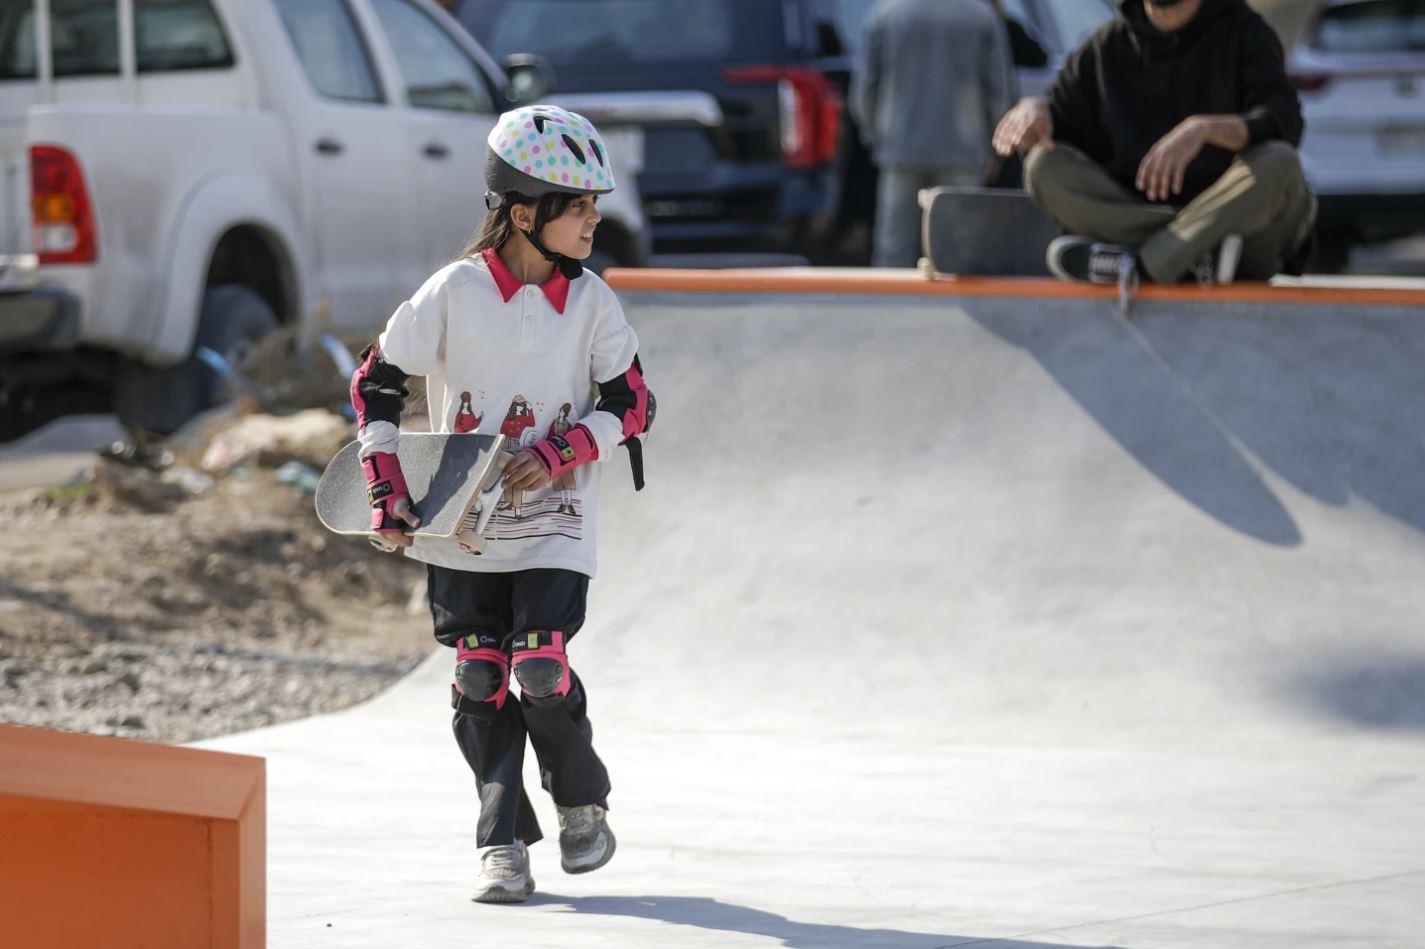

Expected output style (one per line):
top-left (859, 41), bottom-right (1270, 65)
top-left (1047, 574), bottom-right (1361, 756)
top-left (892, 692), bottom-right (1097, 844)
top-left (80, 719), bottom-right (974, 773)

top-left (358, 249), bottom-right (639, 577)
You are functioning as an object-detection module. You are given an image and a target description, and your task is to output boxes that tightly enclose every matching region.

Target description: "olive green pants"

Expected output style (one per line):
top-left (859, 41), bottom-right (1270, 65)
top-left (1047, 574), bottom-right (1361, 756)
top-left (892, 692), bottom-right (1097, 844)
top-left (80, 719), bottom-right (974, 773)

top-left (1023, 141), bottom-right (1315, 284)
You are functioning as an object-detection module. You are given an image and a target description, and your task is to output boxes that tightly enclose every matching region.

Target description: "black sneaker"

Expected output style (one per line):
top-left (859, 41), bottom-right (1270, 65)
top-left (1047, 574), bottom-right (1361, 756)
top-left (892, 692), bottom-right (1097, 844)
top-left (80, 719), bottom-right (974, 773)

top-left (1047, 236), bottom-right (1137, 285)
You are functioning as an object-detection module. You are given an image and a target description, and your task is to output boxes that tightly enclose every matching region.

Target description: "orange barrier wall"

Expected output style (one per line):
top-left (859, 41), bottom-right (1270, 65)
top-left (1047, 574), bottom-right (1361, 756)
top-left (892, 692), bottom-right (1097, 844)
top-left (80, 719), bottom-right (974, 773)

top-left (0, 723), bottom-right (264, 949)
top-left (604, 267), bottom-right (1425, 308)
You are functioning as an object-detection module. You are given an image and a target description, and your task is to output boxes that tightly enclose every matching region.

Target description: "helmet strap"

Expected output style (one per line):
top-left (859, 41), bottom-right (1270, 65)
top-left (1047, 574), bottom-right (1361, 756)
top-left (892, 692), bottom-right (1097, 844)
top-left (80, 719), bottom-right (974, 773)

top-left (516, 202), bottom-right (584, 279)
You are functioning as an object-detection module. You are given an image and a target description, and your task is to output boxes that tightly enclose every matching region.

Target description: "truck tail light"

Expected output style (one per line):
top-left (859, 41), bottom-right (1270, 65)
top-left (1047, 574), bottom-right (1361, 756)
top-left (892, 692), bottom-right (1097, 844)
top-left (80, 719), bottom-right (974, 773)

top-left (1290, 72), bottom-right (1332, 94)
top-left (724, 66), bottom-right (843, 169)
top-left (30, 144), bottom-right (97, 265)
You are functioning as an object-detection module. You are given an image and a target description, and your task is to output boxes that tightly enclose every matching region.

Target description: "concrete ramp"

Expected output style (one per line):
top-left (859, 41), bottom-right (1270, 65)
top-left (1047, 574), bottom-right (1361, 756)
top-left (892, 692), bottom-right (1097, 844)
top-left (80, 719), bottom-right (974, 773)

top-left (205, 282), bottom-right (1425, 948)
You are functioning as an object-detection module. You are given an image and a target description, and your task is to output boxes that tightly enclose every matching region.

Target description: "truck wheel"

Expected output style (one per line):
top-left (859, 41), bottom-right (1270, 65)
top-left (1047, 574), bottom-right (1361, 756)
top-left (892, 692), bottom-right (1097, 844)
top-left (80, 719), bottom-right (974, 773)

top-left (583, 249), bottom-right (618, 276)
top-left (116, 284), bottom-right (279, 434)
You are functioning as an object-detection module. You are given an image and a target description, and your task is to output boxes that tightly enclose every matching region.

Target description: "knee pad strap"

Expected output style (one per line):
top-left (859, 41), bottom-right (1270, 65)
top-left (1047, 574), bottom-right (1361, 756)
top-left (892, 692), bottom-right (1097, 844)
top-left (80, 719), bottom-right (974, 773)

top-left (511, 630), bottom-right (570, 700)
top-left (453, 635), bottom-right (509, 709)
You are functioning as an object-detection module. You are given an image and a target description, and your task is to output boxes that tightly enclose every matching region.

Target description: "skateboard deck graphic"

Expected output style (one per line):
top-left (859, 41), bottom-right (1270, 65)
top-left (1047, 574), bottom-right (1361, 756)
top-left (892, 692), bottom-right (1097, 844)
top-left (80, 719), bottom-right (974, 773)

top-left (314, 432), bottom-right (506, 539)
top-left (921, 187), bottom-right (1061, 277)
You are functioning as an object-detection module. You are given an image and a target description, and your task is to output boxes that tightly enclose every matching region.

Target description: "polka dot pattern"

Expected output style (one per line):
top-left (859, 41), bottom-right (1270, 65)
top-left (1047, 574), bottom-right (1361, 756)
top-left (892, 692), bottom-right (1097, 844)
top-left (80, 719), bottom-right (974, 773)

top-left (485, 105), bottom-right (616, 195)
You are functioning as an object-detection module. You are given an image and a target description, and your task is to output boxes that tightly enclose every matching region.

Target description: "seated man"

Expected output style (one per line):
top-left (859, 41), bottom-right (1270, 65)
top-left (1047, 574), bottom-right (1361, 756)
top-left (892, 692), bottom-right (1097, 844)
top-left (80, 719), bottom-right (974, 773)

top-left (992, 0), bottom-right (1315, 288)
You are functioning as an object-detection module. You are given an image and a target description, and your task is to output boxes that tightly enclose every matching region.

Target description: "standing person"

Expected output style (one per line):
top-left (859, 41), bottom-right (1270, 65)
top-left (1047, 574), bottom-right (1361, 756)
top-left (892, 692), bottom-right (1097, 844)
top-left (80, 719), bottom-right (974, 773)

top-left (350, 105), bottom-right (653, 904)
top-left (851, 0), bottom-right (1016, 267)
top-left (992, 0), bottom-right (1314, 289)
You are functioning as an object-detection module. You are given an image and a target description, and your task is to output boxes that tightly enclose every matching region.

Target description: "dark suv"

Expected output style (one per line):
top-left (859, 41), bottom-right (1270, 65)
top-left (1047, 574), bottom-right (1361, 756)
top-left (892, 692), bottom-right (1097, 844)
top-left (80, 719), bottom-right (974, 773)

top-left (459, 0), bottom-right (1114, 264)
top-left (461, 0), bottom-right (856, 260)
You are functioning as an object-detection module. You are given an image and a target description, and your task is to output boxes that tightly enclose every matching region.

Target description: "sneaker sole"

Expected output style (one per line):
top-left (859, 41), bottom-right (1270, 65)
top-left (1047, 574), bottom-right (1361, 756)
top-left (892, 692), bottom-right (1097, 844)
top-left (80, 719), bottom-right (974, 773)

top-left (561, 827), bottom-right (616, 875)
top-left (1046, 236), bottom-right (1077, 283)
top-left (471, 878), bottom-right (536, 904)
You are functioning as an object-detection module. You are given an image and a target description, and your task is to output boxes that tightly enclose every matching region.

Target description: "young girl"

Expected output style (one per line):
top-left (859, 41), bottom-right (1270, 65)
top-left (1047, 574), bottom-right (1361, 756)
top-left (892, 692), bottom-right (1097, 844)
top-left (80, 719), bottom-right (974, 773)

top-left (350, 106), bottom-right (652, 904)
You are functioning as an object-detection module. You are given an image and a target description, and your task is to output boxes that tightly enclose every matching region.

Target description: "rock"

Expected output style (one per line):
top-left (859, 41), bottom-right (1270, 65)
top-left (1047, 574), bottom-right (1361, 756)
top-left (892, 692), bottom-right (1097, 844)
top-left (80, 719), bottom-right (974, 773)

top-left (163, 403), bottom-right (240, 454)
top-left (160, 466), bottom-right (216, 496)
top-left (92, 459), bottom-right (187, 512)
top-left (200, 409), bottom-right (351, 473)
top-left (275, 461), bottom-right (323, 495)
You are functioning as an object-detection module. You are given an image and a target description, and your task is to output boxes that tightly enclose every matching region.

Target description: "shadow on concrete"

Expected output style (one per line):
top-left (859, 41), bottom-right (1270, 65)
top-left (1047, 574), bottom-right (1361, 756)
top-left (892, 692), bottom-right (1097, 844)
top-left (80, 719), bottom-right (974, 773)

top-left (535, 894), bottom-right (1130, 949)
top-left (1137, 309), bottom-right (1425, 536)
top-left (967, 302), bottom-right (1302, 546)
top-left (966, 299), bottom-right (1425, 544)
top-left (1286, 651), bottom-right (1425, 733)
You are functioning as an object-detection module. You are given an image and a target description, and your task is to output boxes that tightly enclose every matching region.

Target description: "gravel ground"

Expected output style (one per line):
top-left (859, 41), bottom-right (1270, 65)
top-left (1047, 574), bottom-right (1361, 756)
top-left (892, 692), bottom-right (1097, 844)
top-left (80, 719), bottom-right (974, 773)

top-left (0, 412), bottom-right (437, 744)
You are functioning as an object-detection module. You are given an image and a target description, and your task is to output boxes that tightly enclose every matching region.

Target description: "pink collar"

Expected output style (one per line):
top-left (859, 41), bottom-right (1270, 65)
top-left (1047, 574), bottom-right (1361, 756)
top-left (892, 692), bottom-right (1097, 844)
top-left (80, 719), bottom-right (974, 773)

top-left (482, 247), bottom-right (569, 314)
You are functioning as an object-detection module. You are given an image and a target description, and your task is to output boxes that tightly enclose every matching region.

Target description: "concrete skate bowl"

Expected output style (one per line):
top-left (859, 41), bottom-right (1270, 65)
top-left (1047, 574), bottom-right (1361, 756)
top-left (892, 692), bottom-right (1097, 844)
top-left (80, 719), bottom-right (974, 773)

top-left (598, 277), bottom-right (1425, 749)
top-left (192, 273), bottom-right (1425, 948)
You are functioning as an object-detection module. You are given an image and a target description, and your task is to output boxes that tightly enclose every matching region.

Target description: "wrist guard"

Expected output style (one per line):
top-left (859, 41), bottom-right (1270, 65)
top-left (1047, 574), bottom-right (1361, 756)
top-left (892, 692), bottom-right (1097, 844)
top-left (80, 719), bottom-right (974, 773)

top-left (362, 451), bottom-right (412, 533)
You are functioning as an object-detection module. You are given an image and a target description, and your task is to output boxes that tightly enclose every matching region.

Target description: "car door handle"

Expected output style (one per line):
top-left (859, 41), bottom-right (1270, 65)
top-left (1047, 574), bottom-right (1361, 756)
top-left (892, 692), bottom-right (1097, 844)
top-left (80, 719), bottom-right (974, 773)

top-left (315, 138), bottom-right (345, 156)
top-left (423, 142), bottom-right (451, 160)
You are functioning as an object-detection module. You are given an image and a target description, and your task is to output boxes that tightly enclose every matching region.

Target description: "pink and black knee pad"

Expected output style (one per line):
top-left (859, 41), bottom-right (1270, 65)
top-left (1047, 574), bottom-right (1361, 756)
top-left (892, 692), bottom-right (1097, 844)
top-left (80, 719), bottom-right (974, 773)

top-left (453, 634), bottom-right (509, 712)
top-left (511, 630), bottom-right (570, 706)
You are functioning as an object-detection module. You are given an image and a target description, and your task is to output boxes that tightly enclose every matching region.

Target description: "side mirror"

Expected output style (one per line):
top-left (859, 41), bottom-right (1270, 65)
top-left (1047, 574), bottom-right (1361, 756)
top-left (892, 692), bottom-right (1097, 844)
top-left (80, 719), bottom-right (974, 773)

top-left (502, 53), bottom-right (555, 105)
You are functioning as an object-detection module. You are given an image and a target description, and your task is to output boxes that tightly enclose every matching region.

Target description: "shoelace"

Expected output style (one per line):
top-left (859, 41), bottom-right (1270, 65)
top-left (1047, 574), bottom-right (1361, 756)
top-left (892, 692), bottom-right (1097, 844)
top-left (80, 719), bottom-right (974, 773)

top-left (559, 805), bottom-right (596, 835)
top-left (1089, 250), bottom-right (1125, 281)
top-left (1116, 255), bottom-right (1139, 319)
top-left (482, 846), bottom-right (523, 877)
top-left (1194, 256), bottom-right (1215, 288)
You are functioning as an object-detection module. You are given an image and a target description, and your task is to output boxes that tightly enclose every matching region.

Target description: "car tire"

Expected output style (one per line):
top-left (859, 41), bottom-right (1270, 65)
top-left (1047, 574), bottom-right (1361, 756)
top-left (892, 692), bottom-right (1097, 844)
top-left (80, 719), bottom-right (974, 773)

top-left (116, 284), bottom-right (279, 435)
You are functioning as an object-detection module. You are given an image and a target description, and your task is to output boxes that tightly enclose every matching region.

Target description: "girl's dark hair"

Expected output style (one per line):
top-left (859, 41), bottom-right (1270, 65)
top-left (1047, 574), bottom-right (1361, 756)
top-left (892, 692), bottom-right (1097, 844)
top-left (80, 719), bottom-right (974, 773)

top-left (456, 191), bottom-right (581, 261)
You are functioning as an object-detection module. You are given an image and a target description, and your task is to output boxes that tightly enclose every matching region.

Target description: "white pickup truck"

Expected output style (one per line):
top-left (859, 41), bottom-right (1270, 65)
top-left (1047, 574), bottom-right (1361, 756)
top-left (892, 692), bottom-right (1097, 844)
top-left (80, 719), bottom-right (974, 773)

top-left (0, 0), bottom-right (648, 439)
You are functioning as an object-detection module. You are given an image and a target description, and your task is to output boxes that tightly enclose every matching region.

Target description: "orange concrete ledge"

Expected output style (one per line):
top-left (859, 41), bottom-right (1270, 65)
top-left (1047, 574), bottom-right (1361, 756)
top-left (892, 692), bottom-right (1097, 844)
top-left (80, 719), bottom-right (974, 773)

top-left (604, 267), bottom-right (1425, 308)
top-left (0, 723), bottom-right (264, 949)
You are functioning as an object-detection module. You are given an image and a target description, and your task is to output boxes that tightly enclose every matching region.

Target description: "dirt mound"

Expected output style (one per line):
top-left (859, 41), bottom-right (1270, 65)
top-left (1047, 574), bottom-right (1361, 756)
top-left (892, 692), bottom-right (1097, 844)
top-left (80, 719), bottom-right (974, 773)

top-left (0, 408), bottom-right (439, 743)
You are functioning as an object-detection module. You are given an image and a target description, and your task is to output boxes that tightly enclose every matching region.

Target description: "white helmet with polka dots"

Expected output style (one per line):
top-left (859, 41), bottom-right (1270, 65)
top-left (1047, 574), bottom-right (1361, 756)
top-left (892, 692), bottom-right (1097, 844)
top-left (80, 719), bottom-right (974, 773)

top-left (484, 105), bottom-right (616, 205)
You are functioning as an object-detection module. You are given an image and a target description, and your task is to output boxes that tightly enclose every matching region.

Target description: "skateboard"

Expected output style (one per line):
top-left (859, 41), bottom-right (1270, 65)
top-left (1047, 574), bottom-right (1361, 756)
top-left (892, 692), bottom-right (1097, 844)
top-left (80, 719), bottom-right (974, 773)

top-left (314, 432), bottom-right (507, 553)
top-left (920, 187), bottom-right (1061, 277)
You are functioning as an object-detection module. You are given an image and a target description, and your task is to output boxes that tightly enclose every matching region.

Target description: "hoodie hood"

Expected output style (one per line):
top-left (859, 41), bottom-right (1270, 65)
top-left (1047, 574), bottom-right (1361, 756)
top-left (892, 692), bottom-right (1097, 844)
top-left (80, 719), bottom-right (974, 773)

top-left (1119, 0), bottom-right (1244, 50)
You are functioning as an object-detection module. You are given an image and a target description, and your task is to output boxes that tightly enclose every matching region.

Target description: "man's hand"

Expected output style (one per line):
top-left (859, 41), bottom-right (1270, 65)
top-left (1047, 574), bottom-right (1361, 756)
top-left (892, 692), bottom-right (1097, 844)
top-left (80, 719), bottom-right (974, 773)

top-left (993, 98), bottom-right (1054, 157)
top-left (504, 450), bottom-right (552, 493)
top-left (1136, 117), bottom-right (1209, 202)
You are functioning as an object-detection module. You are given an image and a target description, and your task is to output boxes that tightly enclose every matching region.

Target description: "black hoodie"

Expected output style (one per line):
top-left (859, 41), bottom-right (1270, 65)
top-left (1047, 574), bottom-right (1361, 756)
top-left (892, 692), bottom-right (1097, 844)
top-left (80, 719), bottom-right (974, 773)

top-left (1045, 0), bottom-right (1303, 205)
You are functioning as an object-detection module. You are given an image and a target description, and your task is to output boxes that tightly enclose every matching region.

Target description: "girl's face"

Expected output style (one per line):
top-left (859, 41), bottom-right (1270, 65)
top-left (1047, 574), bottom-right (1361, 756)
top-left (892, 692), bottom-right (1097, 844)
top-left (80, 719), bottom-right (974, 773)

top-left (537, 195), bottom-right (601, 261)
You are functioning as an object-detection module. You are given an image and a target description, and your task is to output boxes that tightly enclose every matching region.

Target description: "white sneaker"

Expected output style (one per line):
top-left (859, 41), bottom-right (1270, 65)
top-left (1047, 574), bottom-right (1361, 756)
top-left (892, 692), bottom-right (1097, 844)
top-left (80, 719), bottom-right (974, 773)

top-left (557, 804), bottom-right (616, 874)
top-left (471, 840), bottom-right (534, 903)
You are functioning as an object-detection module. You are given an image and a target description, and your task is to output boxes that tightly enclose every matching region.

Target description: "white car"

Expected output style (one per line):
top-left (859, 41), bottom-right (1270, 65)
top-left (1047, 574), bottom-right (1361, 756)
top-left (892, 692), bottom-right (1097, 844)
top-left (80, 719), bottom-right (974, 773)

top-left (0, 0), bottom-right (647, 439)
top-left (1290, 0), bottom-right (1425, 269)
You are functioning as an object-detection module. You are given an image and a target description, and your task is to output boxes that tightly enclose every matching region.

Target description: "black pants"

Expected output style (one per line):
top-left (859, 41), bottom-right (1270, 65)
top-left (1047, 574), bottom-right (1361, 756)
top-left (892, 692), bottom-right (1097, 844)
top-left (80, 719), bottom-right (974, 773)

top-left (428, 565), bottom-right (610, 848)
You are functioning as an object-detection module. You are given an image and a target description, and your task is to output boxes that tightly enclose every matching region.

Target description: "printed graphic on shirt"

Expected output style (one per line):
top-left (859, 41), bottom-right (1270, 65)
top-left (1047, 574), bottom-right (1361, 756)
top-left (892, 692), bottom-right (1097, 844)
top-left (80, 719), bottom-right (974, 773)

top-left (548, 403), bottom-right (578, 504)
top-left (460, 395), bottom-right (583, 554)
top-left (453, 390), bottom-right (484, 434)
